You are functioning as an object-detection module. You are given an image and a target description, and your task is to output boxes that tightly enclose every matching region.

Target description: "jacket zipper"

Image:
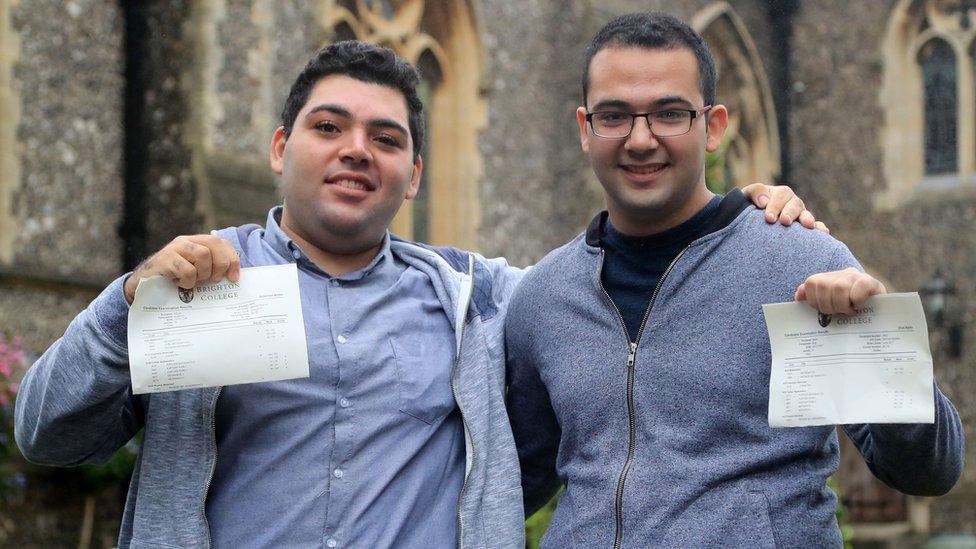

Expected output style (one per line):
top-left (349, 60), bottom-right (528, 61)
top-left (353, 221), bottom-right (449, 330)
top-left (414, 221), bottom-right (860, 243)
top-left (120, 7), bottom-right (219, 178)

top-left (451, 338), bottom-right (470, 546)
top-left (203, 387), bottom-right (220, 549)
top-left (452, 256), bottom-right (475, 547)
top-left (599, 246), bottom-right (690, 549)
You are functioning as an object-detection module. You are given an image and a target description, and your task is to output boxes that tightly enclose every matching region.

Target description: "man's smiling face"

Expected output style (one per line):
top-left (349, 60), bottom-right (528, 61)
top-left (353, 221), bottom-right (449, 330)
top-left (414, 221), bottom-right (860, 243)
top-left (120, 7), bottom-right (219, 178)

top-left (577, 46), bottom-right (728, 236)
top-left (272, 74), bottom-right (421, 251)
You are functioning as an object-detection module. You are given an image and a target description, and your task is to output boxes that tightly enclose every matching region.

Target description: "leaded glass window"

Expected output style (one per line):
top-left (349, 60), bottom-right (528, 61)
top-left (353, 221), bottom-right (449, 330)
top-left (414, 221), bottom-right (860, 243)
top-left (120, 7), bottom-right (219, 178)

top-left (919, 39), bottom-right (958, 175)
top-left (413, 50), bottom-right (442, 244)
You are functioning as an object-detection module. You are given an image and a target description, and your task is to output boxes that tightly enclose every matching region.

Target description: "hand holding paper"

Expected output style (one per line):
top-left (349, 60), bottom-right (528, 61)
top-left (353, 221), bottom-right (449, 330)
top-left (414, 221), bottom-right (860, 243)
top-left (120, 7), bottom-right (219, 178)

top-left (127, 263), bottom-right (310, 394)
top-left (763, 293), bottom-right (934, 427)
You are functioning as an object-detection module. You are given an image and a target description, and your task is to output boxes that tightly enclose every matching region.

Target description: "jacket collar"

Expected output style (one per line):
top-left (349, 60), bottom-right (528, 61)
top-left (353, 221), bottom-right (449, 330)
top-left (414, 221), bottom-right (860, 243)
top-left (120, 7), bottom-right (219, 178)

top-left (584, 188), bottom-right (750, 248)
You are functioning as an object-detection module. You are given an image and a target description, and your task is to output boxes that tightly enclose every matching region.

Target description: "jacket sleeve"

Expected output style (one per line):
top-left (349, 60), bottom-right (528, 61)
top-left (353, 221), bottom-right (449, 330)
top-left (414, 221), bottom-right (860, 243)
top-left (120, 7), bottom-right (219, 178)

top-left (504, 288), bottom-right (562, 517)
top-left (470, 252), bottom-right (528, 313)
top-left (816, 245), bottom-right (966, 496)
top-left (842, 383), bottom-right (964, 496)
top-left (15, 276), bottom-right (145, 466)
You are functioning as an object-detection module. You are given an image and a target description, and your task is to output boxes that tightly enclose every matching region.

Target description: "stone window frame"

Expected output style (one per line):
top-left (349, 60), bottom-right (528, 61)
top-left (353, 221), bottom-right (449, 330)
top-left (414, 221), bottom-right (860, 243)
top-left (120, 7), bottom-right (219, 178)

top-left (0, 0), bottom-right (21, 264)
top-left (692, 2), bottom-right (781, 192)
top-left (880, 0), bottom-right (976, 210)
top-left (317, 0), bottom-right (486, 248)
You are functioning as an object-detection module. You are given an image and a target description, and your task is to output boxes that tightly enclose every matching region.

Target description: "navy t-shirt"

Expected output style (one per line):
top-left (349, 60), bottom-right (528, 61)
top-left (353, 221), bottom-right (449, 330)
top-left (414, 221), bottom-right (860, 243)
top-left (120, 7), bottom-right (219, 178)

top-left (601, 195), bottom-right (722, 342)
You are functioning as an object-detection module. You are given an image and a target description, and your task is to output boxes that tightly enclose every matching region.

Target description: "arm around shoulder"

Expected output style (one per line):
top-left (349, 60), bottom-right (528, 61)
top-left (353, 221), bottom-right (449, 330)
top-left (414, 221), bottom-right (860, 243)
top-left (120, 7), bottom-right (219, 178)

top-left (472, 252), bottom-right (529, 312)
top-left (15, 275), bottom-right (145, 466)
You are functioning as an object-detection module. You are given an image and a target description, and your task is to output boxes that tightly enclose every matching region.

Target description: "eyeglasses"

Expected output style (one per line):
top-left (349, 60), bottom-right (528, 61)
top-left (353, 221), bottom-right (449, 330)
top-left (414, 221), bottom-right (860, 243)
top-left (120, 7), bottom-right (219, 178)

top-left (585, 106), bottom-right (713, 139)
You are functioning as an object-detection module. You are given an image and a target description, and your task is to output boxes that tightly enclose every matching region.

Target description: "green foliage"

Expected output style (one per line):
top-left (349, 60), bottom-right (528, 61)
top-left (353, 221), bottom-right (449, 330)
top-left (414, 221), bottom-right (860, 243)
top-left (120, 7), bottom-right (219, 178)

top-left (0, 333), bottom-right (28, 502)
top-left (0, 333), bottom-right (138, 504)
top-left (74, 438), bottom-right (139, 493)
top-left (705, 139), bottom-right (732, 195)
top-left (828, 477), bottom-right (855, 548)
top-left (525, 493), bottom-right (559, 549)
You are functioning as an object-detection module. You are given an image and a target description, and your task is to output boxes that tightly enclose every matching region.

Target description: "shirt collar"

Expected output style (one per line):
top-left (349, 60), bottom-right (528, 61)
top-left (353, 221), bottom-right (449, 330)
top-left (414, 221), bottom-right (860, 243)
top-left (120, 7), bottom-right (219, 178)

top-left (263, 205), bottom-right (393, 280)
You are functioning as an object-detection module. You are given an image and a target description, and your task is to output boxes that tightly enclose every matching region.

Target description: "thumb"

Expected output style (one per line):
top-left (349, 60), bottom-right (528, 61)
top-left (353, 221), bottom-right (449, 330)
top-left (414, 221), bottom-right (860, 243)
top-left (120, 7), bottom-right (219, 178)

top-left (794, 283), bottom-right (807, 302)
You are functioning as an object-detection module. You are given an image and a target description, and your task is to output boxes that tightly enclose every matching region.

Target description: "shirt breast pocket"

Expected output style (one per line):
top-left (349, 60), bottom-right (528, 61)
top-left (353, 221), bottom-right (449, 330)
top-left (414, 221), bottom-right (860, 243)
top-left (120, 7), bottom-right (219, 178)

top-left (390, 338), bottom-right (456, 424)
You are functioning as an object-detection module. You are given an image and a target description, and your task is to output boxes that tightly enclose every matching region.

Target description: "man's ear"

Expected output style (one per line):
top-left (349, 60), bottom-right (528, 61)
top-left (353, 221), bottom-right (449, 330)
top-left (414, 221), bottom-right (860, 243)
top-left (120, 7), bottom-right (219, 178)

top-left (576, 106), bottom-right (590, 153)
top-left (704, 105), bottom-right (729, 153)
top-left (270, 126), bottom-right (287, 175)
top-left (404, 155), bottom-right (423, 200)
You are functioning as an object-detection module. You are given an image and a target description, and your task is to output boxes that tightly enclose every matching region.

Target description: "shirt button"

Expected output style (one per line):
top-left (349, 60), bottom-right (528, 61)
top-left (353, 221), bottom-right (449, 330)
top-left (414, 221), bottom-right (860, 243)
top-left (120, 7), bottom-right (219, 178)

top-left (333, 468), bottom-right (343, 479)
top-left (326, 539), bottom-right (338, 548)
top-left (339, 398), bottom-right (351, 408)
top-left (292, 249), bottom-right (301, 259)
top-left (330, 279), bottom-right (341, 286)
top-left (336, 335), bottom-right (348, 344)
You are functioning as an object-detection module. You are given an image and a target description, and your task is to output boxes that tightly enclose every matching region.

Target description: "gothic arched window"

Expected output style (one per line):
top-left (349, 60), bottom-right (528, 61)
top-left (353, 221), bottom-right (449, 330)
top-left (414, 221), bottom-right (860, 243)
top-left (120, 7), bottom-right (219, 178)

top-left (919, 38), bottom-right (958, 175)
top-left (413, 50), bottom-right (443, 243)
top-left (880, 0), bottom-right (976, 208)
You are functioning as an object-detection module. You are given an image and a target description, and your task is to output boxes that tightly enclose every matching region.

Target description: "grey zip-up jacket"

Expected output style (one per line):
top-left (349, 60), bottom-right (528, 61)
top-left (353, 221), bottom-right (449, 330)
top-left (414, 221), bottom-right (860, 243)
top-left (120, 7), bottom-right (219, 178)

top-left (505, 193), bottom-right (964, 548)
top-left (15, 225), bottom-right (526, 549)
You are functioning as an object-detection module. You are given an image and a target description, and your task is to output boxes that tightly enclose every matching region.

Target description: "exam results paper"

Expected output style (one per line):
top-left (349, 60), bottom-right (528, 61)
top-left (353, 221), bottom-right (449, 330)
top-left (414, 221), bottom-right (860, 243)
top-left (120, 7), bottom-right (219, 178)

top-left (127, 263), bottom-right (310, 394)
top-left (762, 293), bottom-right (934, 427)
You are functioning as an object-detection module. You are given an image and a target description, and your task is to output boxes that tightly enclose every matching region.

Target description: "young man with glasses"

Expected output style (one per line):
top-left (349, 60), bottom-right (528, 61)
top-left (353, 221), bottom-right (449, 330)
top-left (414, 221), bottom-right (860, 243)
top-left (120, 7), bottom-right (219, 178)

top-left (505, 12), bottom-right (964, 548)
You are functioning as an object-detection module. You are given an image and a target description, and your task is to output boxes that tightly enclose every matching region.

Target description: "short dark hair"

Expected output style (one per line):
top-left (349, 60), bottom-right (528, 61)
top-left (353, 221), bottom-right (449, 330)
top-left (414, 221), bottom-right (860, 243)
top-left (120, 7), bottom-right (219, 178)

top-left (582, 12), bottom-right (716, 108)
top-left (280, 40), bottom-right (425, 159)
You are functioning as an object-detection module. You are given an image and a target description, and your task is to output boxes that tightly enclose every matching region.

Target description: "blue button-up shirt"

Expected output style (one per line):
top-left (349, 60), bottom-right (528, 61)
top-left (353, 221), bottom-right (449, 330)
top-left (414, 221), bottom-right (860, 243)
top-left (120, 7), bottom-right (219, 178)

top-left (206, 209), bottom-right (463, 548)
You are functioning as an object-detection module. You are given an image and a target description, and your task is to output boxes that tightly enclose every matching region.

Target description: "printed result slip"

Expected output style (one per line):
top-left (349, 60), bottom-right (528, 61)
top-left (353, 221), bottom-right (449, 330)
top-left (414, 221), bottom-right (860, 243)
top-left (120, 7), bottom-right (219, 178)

top-left (127, 264), bottom-right (309, 394)
top-left (762, 293), bottom-right (934, 427)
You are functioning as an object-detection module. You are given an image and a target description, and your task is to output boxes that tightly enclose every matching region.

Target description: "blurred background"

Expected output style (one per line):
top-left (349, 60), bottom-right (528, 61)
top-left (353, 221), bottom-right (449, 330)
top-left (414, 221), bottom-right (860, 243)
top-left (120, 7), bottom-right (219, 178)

top-left (0, 0), bottom-right (974, 546)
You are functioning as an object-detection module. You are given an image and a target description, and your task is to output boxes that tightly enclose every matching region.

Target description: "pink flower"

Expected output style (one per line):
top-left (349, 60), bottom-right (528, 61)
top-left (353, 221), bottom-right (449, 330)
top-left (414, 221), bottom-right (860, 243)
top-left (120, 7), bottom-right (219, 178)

top-left (7, 382), bottom-right (18, 394)
top-left (0, 393), bottom-right (8, 406)
top-left (0, 361), bottom-right (10, 378)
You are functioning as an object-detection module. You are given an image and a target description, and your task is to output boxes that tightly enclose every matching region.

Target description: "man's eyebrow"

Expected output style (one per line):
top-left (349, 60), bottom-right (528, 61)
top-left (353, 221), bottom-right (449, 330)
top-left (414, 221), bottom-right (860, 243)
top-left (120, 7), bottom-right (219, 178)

top-left (369, 118), bottom-right (409, 136)
top-left (589, 99), bottom-right (632, 111)
top-left (305, 103), bottom-right (351, 119)
top-left (304, 104), bottom-right (408, 135)
top-left (650, 95), bottom-right (694, 108)
top-left (589, 96), bottom-right (695, 111)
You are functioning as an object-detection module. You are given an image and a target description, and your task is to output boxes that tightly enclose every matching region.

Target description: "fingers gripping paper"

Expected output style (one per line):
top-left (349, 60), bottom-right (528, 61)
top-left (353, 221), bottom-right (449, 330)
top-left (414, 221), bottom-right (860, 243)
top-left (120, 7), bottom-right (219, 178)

top-left (127, 264), bottom-right (310, 394)
top-left (762, 293), bottom-right (934, 427)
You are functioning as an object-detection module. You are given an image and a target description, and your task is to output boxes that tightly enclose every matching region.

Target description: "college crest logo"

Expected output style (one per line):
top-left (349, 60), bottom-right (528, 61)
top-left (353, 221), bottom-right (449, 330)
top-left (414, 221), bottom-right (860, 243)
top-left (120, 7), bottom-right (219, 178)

top-left (178, 287), bottom-right (194, 304)
top-left (817, 312), bottom-right (832, 328)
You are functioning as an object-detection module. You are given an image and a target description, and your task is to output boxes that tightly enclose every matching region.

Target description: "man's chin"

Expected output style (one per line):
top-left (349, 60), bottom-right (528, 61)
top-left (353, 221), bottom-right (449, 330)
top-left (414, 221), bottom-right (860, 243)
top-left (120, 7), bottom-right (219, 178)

top-left (317, 211), bottom-right (391, 243)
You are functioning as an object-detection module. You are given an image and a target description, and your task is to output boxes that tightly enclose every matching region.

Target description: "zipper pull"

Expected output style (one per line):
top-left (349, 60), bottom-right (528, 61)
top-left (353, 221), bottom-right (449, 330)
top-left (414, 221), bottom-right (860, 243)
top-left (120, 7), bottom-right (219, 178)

top-left (627, 342), bottom-right (637, 368)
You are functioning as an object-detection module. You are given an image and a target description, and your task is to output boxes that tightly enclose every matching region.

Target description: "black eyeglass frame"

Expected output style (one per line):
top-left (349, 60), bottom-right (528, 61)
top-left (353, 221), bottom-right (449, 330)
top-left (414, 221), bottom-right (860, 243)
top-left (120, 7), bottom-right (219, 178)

top-left (584, 105), bottom-right (713, 139)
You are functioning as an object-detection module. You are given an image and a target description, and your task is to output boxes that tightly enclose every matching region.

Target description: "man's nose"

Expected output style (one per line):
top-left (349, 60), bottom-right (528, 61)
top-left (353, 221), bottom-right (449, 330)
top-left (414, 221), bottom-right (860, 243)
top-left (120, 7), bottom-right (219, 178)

top-left (339, 129), bottom-right (373, 164)
top-left (624, 115), bottom-right (660, 154)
